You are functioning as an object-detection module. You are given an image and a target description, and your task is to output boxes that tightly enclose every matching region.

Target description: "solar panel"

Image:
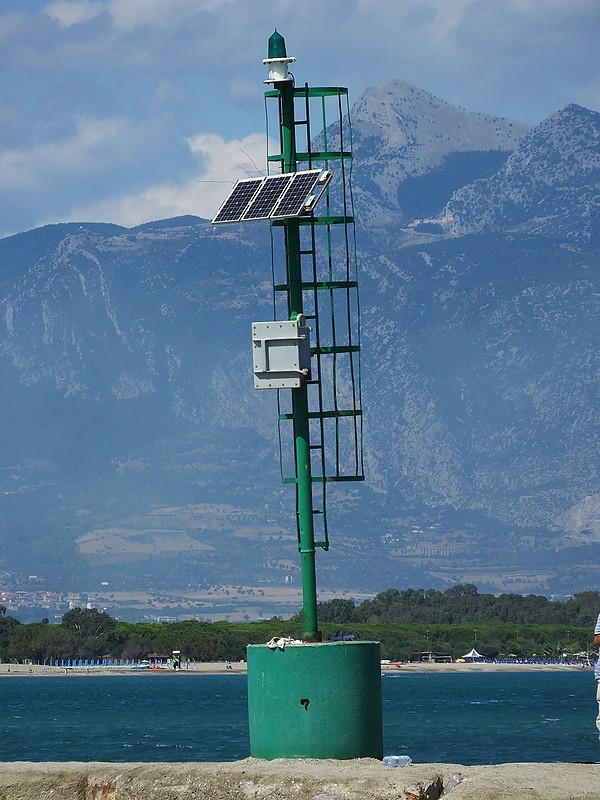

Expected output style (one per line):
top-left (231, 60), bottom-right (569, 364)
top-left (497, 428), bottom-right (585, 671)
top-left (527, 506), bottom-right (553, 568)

top-left (212, 178), bottom-right (262, 224)
top-left (211, 169), bottom-right (332, 224)
top-left (272, 170), bottom-right (323, 219)
top-left (242, 174), bottom-right (293, 221)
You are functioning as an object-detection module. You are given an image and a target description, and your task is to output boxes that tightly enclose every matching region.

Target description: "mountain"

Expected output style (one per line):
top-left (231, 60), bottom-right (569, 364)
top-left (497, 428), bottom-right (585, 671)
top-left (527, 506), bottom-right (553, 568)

top-left (442, 103), bottom-right (600, 242)
top-left (1, 80), bottom-right (599, 619)
top-left (347, 79), bottom-right (529, 234)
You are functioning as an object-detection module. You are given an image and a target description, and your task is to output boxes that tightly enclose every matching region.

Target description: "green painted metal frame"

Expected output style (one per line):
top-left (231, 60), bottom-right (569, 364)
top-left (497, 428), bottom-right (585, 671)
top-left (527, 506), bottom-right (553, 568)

top-left (266, 81), bottom-right (363, 640)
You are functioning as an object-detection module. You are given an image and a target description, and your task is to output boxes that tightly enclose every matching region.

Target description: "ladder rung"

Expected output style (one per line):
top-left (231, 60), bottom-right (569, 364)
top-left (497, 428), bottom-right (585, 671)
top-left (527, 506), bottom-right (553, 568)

top-left (279, 409), bottom-right (361, 421)
top-left (282, 475), bottom-right (364, 484)
top-left (311, 345), bottom-right (360, 355)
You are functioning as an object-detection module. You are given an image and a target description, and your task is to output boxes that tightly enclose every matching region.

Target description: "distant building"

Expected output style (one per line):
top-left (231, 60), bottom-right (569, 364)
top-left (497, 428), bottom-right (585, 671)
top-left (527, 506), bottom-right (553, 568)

top-left (409, 651), bottom-right (453, 663)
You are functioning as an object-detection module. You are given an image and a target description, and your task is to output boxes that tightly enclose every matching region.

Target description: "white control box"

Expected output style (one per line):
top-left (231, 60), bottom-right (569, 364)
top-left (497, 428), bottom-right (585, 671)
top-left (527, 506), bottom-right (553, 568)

top-left (252, 320), bottom-right (311, 389)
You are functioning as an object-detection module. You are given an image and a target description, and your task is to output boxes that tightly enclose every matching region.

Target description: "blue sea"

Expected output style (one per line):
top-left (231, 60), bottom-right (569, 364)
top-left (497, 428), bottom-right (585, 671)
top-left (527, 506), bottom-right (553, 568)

top-left (1, 671), bottom-right (598, 764)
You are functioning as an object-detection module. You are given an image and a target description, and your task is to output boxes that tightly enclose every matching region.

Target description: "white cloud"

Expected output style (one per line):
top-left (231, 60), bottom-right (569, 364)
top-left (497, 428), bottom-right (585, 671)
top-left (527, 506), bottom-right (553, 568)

top-left (43, 0), bottom-right (239, 31)
top-left (0, 115), bottom-right (139, 192)
top-left (185, 131), bottom-right (268, 181)
top-left (44, 0), bottom-right (106, 27)
top-left (28, 2), bottom-right (600, 110)
top-left (65, 130), bottom-right (273, 227)
top-left (0, 112), bottom-right (166, 236)
top-left (509, 0), bottom-right (598, 10)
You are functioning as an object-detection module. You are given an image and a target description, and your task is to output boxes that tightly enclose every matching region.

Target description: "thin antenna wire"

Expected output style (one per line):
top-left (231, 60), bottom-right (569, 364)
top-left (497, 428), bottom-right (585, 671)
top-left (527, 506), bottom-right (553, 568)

top-left (240, 148), bottom-right (267, 177)
top-left (234, 162), bottom-right (259, 179)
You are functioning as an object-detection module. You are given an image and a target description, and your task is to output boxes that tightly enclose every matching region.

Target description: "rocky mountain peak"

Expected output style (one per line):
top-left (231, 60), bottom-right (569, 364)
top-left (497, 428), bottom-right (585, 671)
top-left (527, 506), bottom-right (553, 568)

top-left (518, 103), bottom-right (600, 170)
top-left (346, 80), bottom-right (529, 232)
top-left (352, 78), bottom-right (529, 171)
top-left (443, 104), bottom-right (600, 241)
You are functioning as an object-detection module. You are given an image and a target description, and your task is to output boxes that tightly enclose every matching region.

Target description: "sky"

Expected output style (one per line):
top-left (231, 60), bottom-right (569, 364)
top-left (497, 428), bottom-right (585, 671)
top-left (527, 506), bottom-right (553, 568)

top-left (0, 0), bottom-right (599, 238)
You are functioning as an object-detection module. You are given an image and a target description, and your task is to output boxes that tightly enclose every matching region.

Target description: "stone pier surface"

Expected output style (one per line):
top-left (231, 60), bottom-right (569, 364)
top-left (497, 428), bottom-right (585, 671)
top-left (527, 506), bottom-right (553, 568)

top-left (0, 760), bottom-right (598, 800)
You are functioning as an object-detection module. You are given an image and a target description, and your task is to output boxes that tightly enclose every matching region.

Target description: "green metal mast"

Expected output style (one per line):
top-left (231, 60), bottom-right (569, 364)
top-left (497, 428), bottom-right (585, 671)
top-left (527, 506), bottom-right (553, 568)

top-left (268, 31), bottom-right (320, 641)
top-left (244, 31), bottom-right (382, 763)
top-left (264, 31), bottom-right (363, 641)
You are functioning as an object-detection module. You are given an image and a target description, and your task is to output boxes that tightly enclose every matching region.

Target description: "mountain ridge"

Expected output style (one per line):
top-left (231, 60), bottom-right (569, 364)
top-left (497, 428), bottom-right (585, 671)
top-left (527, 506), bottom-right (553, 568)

top-left (348, 78), bottom-right (529, 231)
top-left (442, 103), bottom-right (600, 241)
top-left (1, 79), bottom-right (599, 613)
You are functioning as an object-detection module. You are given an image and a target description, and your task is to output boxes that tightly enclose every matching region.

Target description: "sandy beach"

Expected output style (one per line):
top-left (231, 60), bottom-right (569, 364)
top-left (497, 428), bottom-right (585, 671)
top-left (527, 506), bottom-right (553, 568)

top-left (0, 661), bottom-right (247, 676)
top-left (380, 660), bottom-right (589, 674)
top-left (0, 660), bottom-right (588, 676)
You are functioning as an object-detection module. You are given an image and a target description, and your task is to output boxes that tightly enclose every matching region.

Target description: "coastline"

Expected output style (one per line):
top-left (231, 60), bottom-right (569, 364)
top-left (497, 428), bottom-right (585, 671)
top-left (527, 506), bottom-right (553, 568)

top-left (0, 661), bottom-right (247, 677)
top-left (1, 663), bottom-right (596, 798)
top-left (0, 660), bottom-right (589, 677)
top-left (380, 661), bottom-right (590, 674)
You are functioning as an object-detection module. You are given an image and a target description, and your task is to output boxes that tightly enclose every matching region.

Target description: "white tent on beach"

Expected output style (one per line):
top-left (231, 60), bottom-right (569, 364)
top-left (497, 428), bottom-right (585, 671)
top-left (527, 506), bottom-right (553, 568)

top-left (462, 648), bottom-right (484, 660)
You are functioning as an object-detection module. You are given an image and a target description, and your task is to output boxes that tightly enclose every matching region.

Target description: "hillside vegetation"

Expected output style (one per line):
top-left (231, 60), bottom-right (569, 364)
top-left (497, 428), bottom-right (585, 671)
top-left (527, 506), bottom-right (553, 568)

top-left (1, 586), bottom-right (598, 663)
top-left (305, 584), bottom-right (600, 626)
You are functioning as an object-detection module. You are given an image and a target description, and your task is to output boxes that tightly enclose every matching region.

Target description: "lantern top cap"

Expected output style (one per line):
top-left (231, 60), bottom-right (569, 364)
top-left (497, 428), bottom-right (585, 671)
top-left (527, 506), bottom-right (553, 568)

top-left (268, 30), bottom-right (287, 59)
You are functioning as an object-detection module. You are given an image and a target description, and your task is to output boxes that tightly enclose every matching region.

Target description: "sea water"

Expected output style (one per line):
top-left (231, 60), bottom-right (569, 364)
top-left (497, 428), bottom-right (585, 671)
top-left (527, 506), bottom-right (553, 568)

top-left (0, 671), bottom-right (597, 764)
top-left (382, 670), bottom-right (597, 764)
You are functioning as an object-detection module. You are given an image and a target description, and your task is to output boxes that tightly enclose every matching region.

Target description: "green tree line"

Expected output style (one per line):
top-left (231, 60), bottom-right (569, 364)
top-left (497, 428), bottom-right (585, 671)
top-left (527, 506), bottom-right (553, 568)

top-left (1, 586), bottom-right (599, 663)
top-left (298, 585), bottom-right (600, 626)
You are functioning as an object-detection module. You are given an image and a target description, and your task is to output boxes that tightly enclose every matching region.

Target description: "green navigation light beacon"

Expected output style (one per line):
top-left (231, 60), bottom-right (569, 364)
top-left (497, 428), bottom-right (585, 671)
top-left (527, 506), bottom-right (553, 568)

top-left (212, 30), bottom-right (383, 761)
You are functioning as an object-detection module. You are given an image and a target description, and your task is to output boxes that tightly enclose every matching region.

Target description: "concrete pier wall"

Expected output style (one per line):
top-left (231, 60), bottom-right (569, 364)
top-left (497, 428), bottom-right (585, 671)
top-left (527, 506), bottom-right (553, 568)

top-left (0, 760), bottom-right (598, 800)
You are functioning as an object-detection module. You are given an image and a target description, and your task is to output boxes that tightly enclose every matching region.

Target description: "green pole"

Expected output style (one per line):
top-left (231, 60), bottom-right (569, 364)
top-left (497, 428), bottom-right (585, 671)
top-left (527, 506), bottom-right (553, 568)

top-left (277, 77), bottom-right (320, 642)
top-left (294, 384), bottom-right (319, 641)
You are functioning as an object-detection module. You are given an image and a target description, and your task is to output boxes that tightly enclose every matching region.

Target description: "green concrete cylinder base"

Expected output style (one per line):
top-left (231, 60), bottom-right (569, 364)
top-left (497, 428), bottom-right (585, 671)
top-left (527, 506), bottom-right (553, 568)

top-left (247, 640), bottom-right (383, 760)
